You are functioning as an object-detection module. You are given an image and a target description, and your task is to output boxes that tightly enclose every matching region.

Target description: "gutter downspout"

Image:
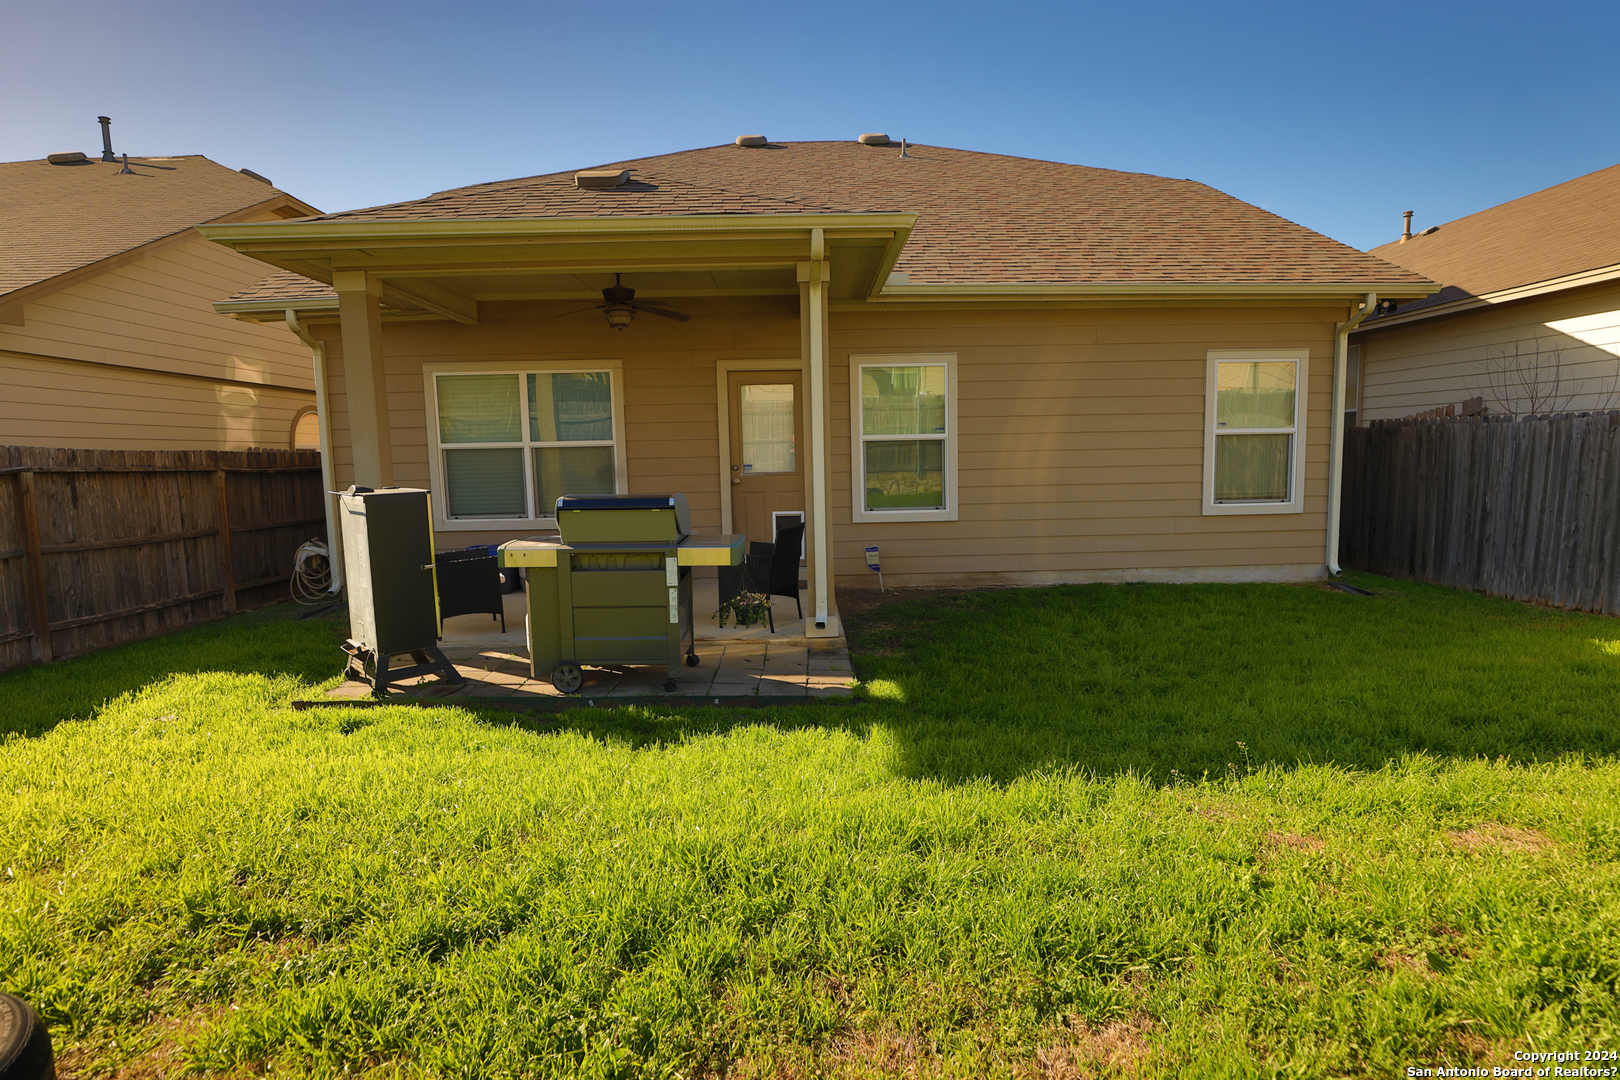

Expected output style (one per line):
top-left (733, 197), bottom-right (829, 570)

top-left (1327, 293), bottom-right (1376, 576)
top-left (286, 309), bottom-right (343, 593)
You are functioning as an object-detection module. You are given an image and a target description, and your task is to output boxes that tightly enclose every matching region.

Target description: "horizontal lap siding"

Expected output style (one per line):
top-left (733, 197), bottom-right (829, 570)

top-left (0, 352), bottom-right (315, 451)
top-left (0, 237), bottom-right (315, 389)
top-left (828, 306), bottom-right (1339, 582)
top-left (0, 237), bottom-right (316, 451)
top-left (325, 300), bottom-right (799, 551)
top-left (1358, 283), bottom-right (1620, 420)
top-left (326, 301), bottom-right (1338, 581)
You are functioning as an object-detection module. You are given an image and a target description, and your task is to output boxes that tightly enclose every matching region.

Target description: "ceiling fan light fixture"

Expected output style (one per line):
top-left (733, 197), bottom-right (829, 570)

top-left (604, 304), bottom-right (635, 330)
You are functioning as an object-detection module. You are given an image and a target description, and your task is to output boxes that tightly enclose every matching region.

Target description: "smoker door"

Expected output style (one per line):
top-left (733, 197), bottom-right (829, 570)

top-left (339, 490), bottom-right (439, 656)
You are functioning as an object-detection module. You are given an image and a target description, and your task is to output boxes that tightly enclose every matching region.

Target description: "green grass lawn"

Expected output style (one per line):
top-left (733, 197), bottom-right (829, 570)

top-left (2, 574), bottom-right (1619, 1078)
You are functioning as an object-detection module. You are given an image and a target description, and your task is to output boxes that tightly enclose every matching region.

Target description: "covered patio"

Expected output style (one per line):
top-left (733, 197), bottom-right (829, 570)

top-left (206, 200), bottom-right (920, 648)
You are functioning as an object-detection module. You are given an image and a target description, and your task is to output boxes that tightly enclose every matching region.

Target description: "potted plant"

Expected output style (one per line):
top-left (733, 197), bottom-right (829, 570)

top-left (717, 590), bottom-right (771, 628)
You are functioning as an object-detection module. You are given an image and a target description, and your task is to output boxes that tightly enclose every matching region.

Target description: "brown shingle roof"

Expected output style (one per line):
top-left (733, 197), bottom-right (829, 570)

top-left (0, 155), bottom-right (297, 297)
top-left (298, 141), bottom-right (1429, 289)
top-left (309, 169), bottom-right (850, 221)
top-left (226, 268), bottom-right (335, 305)
top-left (1368, 161), bottom-right (1620, 315)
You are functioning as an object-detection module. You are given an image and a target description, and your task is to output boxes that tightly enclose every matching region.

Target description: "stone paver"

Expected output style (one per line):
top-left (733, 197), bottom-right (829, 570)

top-left (327, 640), bottom-right (854, 703)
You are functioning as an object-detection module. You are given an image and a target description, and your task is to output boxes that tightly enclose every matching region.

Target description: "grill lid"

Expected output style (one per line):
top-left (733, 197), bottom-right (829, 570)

top-left (555, 494), bottom-right (678, 511)
top-left (554, 493), bottom-right (691, 544)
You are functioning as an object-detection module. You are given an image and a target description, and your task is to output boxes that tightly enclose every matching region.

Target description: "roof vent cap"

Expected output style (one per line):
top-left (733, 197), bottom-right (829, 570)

top-left (858, 133), bottom-right (891, 146)
top-left (47, 151), bottom-right (89, 165)
top-left (239, 167), bottom-right (273, 186)
top-left (575, 168), bottom-right (630, 189)
top-left (735, 135), bottom-right (768, 148)
top-left (1420, 225), bottom-right (1440, 236)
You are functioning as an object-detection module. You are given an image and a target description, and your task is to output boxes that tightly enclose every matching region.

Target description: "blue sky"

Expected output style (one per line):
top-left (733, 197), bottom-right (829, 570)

top-left (5, 0), bottom-right (1617, 252)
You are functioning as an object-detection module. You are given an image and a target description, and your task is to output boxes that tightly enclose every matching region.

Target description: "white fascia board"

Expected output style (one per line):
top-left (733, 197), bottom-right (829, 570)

top-left (1353, 262), bottom-right (1620, 333)
top-left (871, 281), bottom-right (1439, 303)
top-left (199, 212), bottom-right (919, 247)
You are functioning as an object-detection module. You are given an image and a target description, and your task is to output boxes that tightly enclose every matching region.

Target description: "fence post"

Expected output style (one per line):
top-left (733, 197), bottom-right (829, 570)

top-left (214, 469), bottom-right (237, 615)
top-left (14, 471), bottom-right (53, 664)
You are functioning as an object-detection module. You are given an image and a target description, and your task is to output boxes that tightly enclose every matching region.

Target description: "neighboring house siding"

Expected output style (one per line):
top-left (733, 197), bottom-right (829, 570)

top-left (1359, 282), bottom-right (1620, 421)
top-left (0, 351), bottom-right (316, 451)
top-left (0, 235), bottom-right (315, 450)
top-left (315, 303), bottom-right (1338, 585)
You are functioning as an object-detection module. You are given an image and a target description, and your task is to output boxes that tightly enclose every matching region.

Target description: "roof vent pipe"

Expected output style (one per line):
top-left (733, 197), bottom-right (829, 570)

top-left (1400, 210), bottom-right (1413, 243)
top-left (899, 138), bottom-right (909, 159)
top-left (98, 116), bottom-right (115, 162)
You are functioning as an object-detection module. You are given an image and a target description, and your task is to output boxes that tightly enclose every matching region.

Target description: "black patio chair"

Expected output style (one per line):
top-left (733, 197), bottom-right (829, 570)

top-left (748, 521), bottom-right (806, 633)
top-left (435, 546), bottom-right (505, 635)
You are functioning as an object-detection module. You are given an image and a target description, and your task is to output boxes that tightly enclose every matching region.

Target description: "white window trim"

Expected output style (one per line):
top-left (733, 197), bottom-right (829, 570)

top-left (423, 359), bottom-right (627, 532)
top-left (1203, 348), bottom-right (1308, 517)
top-left (849, 353), bottom-right (959, 523)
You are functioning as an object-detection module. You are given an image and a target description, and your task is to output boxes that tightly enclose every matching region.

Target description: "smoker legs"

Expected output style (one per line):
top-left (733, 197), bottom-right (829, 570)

top-left (342, 640), bottom-right (466, 696)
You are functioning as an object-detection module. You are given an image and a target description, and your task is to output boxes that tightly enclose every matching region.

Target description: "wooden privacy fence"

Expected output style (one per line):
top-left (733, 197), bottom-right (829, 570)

top-left (1341, 411), bottom-right (1620, 615)
top-left (0, 446), bottom-right (325, 673)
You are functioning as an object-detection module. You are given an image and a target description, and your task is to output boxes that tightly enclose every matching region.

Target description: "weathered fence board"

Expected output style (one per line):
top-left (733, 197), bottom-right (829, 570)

top-left (0, 446), bottom-right (324, 672)
top-left (1342, 412), bottom-right (1620, 615)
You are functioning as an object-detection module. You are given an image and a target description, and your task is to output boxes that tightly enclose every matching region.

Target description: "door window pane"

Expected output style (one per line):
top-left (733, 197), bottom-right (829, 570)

top-left (739, 383), bottom-right (796, 473)
top-left (533, 445), bottom-right (615, 515)
top-left (1214, 433), bottom-right (1291, 502)
top-left (1216, 361), bottom-right (1296, 430)
top-left (529, 372), bottom-right (614, 442)
top-left (443, 448), bottom-right (525, 517)
top-left (438, 375), bottom-right (522, 443)
top-left (861, 365), bottom-right (947, 435)
top-left (865, 439), bottom-right (944, 509)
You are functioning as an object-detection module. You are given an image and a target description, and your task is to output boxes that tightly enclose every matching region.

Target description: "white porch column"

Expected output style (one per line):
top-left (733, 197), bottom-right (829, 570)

top-left (798, 230), bottom-right (839, 637)
top-left (333, 270), bottom-right (394, 487)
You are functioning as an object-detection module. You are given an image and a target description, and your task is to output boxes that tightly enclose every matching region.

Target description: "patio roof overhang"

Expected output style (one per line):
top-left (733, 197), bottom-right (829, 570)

top-left (201, 212), bottom-right (919, 324)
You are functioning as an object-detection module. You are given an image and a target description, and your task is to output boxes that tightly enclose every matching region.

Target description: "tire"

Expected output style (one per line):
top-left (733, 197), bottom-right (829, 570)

top-left (685, 653), bottom-right (700, 668)
top-left (551, 662), bottom-right (584, 694)
top-left (662, 679), bottom-right (678, 693)
top-left (0, 993), bottom-right (54, 1080)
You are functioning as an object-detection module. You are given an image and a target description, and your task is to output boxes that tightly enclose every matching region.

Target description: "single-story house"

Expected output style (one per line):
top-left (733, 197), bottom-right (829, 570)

top-left (0, 124), bottom-right (322, 452)
top-left (204, 137), bottom-right (1434, 636)
top-left (1351, 161), bottom-right (1620, 421)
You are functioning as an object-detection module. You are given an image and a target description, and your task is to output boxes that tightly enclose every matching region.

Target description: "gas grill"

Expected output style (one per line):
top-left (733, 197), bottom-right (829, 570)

top-left (498, 493), bottom-right (744, 693)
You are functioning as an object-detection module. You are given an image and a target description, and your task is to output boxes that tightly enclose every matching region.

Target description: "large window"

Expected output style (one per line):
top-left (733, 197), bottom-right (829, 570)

top-left (429, 366), bottom-right (623, 525)
top-left (850, 354), bottom-right (958, 523)
top-left (1203, 350), bottom-right (1307, 515)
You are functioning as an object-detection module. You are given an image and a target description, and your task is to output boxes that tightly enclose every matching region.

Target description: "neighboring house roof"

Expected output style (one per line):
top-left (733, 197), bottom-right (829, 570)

top-left (228, 141), bottom-right (1430, 306)
top-left (0, 154), bottom-right (314, 301)
top-left (1365, 161), bottom-right (1620, 320)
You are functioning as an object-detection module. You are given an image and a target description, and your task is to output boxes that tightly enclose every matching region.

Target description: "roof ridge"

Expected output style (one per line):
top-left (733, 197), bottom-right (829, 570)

top-left (605, 140), bottom-right (1194, 186)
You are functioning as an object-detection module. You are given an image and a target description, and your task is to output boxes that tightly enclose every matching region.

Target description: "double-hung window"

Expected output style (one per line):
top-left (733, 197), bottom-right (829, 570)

top-left (1203, 349), bottom-right (1307, 515)
top-left (428, 364), bottom-right (624, 527)
top-left (850, 354), bottom-right (958, 523)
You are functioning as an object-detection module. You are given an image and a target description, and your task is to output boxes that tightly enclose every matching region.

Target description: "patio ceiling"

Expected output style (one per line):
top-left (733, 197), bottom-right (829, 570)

top-left (201, 214), bottom-right (916, 324)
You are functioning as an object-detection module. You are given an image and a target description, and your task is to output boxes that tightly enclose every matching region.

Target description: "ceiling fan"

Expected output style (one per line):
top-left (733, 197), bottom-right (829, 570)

top-left (553, 274), bottom-right (691, 330)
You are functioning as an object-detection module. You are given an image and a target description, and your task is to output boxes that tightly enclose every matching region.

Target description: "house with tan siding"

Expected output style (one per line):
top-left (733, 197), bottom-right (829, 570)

top-left (204, 138), bottom-right (1433, 636)
top-left (1351, 162), bottom-right (1620, 422)
top-left (0, 146), bottom-right (321, 452)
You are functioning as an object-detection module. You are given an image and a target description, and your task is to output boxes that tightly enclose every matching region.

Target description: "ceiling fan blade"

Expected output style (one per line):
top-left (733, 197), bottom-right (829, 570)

top-left (544, 305), bottom-right (602, 320)
top-left (632, 297), bottom-right (676, 308)
top-left (635, 304), bottom-right (690, 321)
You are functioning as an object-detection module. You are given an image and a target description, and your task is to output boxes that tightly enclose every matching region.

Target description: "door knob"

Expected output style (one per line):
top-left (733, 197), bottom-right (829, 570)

top-left (731, 477), bottom-right (741, 485)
